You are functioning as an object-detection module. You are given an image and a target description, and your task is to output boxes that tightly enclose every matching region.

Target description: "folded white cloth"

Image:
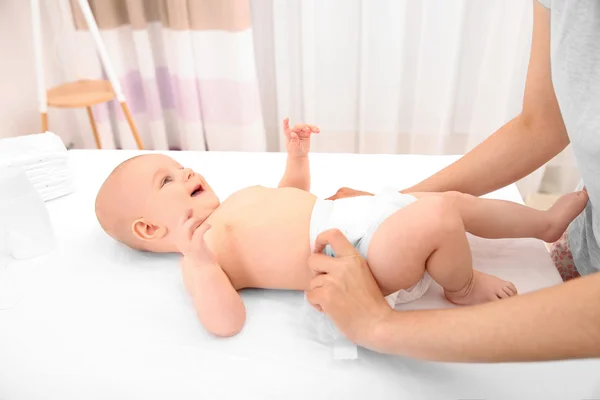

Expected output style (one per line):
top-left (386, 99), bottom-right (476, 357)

top-left (0, 132), bottom-right (74, 201)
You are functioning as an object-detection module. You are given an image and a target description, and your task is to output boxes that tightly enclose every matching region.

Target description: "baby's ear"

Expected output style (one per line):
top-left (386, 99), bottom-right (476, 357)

top-left (132, 218), bottom-right (167, 241)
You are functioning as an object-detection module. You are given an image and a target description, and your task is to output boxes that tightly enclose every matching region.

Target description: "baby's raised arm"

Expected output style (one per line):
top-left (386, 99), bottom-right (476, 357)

top-left (278, 118), bottom-right (320, 192)
top-left (177, 212), bottom-right (246, 337)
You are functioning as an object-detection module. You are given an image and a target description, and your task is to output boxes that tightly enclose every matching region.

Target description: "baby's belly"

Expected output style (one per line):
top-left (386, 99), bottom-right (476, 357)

top-left (232, 223), bottom-right (314, 290)
top-left (211, 187), bottom-right (317, 291)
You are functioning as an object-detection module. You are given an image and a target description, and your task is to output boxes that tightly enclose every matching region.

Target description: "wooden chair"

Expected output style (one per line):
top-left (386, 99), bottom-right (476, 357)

top-left (29, 0), bottom-right (143, 150)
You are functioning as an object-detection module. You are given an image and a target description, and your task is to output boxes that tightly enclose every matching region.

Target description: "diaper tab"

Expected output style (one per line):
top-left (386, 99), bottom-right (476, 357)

top-left (303, 292), bottom-right (359, 360)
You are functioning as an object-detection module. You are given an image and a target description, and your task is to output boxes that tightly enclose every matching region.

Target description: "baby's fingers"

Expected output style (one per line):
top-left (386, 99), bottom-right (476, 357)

top-left (293, 123), bottom-right (310, 133)
top-left (176, 210), bottom-right (192, 242)
top-left (179, 209), bottom-right (193, 225)
top-left (283, 117), bottom-right (290, 132)
top-left (292, 123), bottom-right (319, 132)
top-left (293, 124), bottom-right (320, 137)
top-left (191, 223), bottom-right (215, 263)
top-left (181, 214), bottom-right (203, 243)
top-left (191, 222), bottom-right (212, 245)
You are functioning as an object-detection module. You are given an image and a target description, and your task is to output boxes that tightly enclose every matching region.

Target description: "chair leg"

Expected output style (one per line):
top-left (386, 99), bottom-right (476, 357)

top-left (41, 112), bottom-right (48, 132)
top-left (119, 101), bottom-right (144, 150)
top-left (86, 106), bottom-right (102, 149)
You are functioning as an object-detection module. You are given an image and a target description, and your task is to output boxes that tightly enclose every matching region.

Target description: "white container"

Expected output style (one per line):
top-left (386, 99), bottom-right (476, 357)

top-left (0, 227), bottom-right (21, 310)
top-left (0, 166), bottom-right (55, 259)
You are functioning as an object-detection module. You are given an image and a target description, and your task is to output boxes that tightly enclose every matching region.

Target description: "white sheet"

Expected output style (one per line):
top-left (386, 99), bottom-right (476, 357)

top-left (1, 150), bottom-right (599, 400)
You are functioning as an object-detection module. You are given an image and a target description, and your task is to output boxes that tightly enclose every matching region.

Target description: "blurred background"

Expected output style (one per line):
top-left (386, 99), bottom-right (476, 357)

top-left (0, 0), bottom-right (580, 202)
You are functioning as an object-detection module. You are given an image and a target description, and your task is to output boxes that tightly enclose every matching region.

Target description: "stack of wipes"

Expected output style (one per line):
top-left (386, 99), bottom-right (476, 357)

top-left (0, 132), bottom-right (74, 201)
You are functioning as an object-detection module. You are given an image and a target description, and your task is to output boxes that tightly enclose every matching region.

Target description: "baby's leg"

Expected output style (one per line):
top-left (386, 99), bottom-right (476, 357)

top-left (366, 196), bottom-right (516, 305)
top-left (409, 190), bottom-right (588, 242)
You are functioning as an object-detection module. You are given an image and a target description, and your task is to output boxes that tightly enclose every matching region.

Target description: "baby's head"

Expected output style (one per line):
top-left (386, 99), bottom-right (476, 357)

top-left (95, 154), bottom-right (220, 252)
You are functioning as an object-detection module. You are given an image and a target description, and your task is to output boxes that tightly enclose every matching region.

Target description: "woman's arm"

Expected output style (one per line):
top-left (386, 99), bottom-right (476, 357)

top-left (307, 229), bottom-right (600, 363)
top-left (372, 272), bottom-right (600, 362)
top-left (404, 1), bottom-right (568, 196)
top-left (328, 1), bottom-right (569, 201)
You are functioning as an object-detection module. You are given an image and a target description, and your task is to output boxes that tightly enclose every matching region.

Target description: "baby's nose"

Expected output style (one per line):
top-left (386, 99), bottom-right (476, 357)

top-left (182, 168), bottom-right (194, 181)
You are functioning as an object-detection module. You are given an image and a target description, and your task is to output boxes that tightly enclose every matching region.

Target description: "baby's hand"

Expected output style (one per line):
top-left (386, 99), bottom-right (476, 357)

top-left (283, 118), bottom-right (320, 157)
top-left (176, 209), bottom-right (215, 265)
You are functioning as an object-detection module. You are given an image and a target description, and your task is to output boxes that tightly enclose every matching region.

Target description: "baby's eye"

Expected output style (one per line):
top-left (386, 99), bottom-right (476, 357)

top-left (161, 176), bottom-right (173, 187)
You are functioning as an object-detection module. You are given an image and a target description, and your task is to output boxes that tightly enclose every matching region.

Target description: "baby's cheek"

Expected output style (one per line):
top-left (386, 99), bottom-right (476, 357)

top-left (154, 199), bottom-right (185, 226)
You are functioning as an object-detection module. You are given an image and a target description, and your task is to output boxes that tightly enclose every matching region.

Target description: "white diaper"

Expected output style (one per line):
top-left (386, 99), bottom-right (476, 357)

top-left (309, 189), bottom-right (432, 306)
top-left (305, 189), bottom-right (433, 359)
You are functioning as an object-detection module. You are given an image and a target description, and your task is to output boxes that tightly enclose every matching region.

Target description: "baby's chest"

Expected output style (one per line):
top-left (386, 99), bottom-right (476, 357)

top-left (207, 216), bottom-right (307, 267)
top-left (204, 218), bottom-right (265, 263)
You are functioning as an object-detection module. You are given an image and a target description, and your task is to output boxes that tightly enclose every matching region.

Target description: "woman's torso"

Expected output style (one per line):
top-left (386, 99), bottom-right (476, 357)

top-left (544, 0), bottom-right (600, 274)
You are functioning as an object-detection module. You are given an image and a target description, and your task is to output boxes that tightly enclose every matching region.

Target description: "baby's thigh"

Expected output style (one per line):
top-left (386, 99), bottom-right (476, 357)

top-left (365, 197), bottom-right (452, 295)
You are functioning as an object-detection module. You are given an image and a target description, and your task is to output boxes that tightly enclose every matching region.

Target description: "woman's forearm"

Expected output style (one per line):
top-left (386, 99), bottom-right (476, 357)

top-left (371, 272), bottom-right (600, 362)
top-left (404, 115), bottom-right (568, 196)
top-left (406, 2), bottom-right (569, 197)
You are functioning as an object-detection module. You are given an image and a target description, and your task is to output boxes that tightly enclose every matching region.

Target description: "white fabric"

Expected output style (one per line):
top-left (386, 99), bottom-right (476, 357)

top-left (0, 167), bottom-right (56, 261)
top-left (39, 0), bottom-right (578, 195)
top-left (250, 0), bottom-right (550, 197)
top-left (306, 190), bottom-right (429, 359)
top-left (1, 150), bottom-right (599, 399)
top-left (0, 132), bottom-right (74, 201)
top-left (309, 190), bottom-right (430, 305)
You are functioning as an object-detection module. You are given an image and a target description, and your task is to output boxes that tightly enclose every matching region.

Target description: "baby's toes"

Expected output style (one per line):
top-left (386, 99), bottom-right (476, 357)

top-left (498, 287), bottom-right (511, 299)
top-left (499, 283), bottom-right (517, 299)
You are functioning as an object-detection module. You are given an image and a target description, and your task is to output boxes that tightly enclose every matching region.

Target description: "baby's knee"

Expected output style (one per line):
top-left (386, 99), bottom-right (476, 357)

top-left (440, 190), bottom-right (474, 206)
top-left (420, 197), bottom-right (464, 238)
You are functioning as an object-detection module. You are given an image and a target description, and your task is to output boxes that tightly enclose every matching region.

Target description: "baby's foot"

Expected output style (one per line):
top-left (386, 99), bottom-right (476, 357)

top-left (544, 189), bottom-right (589, 243)
top-left (445, 270), bottom-right (517, 306)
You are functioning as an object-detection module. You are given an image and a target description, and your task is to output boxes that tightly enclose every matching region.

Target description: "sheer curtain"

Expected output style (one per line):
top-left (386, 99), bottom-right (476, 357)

top-left (251, 0), bottom-right (569, 196)
top-left (44, 0), bottom-right (578, 195)
top-left (52, 0), bottom-right (265, 151)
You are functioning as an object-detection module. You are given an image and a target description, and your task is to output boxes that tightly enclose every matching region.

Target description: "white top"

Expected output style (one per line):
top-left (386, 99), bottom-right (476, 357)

top-left (537, 0), bottom-right (600, 275)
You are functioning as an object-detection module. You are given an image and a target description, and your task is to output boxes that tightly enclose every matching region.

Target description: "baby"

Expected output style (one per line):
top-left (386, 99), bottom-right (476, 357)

top-left (95, 119), bottom-right (588, 337)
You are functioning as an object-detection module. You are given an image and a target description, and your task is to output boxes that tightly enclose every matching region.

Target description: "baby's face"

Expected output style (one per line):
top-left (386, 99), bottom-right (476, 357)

top-left (126, 154), bottom-right (220, 249)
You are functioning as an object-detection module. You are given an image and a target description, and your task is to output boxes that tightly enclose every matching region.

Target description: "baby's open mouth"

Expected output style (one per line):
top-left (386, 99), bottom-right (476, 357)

top-left (190, 184), bottom-right (204, 197)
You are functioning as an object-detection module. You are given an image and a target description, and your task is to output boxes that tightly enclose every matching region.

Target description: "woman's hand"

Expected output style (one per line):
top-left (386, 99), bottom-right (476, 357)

top-left (306, 228), bottom-right (393, 348)
top-left (325, 187), bottom-right (375, 200)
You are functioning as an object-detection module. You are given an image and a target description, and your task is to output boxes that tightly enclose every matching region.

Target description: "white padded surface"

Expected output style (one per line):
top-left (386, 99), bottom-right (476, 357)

top-left (1, 150), bottom-right (599, 399)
